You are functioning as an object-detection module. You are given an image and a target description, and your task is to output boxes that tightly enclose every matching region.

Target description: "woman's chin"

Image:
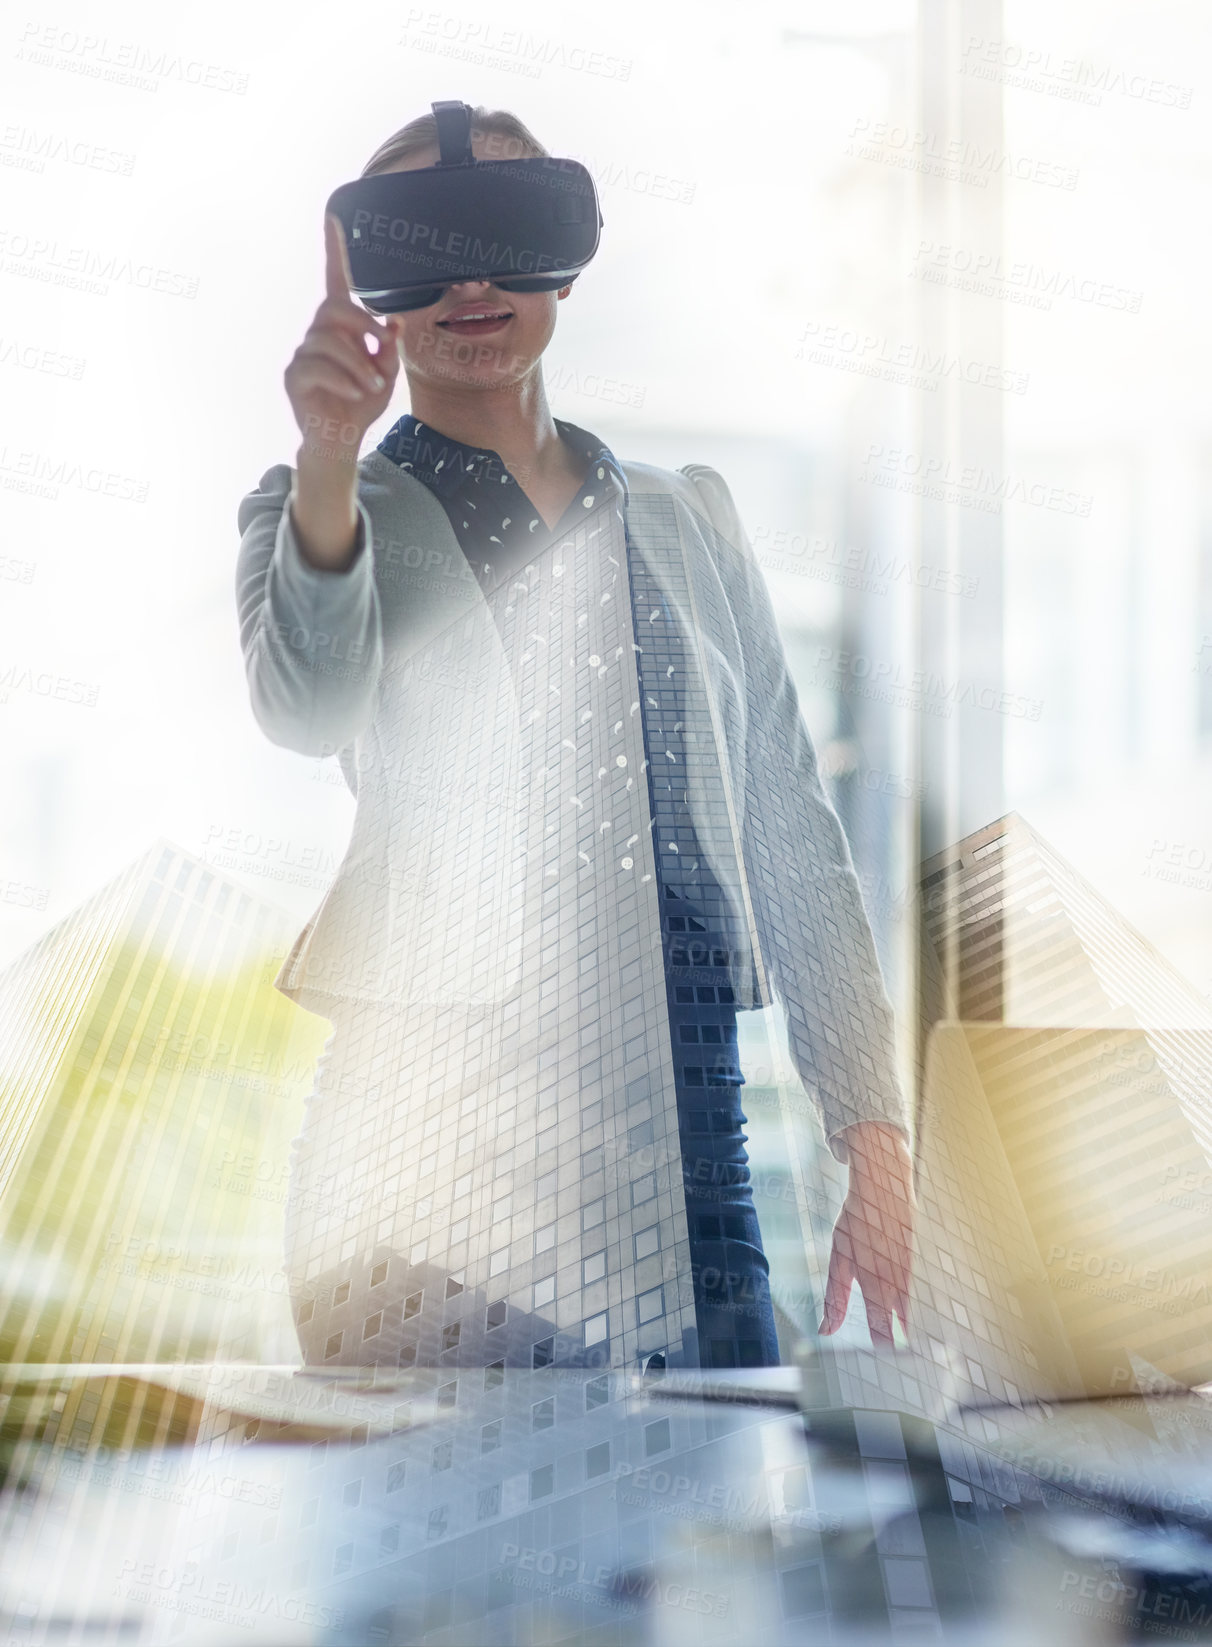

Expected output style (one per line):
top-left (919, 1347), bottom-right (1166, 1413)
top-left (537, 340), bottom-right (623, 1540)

top-left (419, 359), bottom-right (533, 392)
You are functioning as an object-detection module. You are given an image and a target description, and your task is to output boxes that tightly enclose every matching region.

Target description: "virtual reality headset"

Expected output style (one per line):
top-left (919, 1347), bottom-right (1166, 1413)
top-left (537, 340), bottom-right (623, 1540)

top-left (325, 100), bottom-right (603, 314)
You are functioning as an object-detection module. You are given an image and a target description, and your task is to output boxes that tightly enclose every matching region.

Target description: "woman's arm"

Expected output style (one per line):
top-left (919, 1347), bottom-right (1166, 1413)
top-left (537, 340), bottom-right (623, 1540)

top-left (681, 462), bottom-right (915, 1341)
top-left (235, 215), bottom-right (403, 755)
top-left (679, 463), bottom-right (912, 1158)
top-left (235, 458), bottom-right (383, 755)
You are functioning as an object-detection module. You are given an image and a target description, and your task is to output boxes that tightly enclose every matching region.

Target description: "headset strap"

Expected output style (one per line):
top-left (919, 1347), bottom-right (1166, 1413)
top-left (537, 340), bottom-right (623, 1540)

top-left (431, 100), bottom-right (474, 166)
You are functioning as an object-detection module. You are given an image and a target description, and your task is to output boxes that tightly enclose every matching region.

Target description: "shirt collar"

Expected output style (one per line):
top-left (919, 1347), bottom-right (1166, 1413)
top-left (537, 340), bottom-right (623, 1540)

top-left (377, 413), bottom-right (629, 508)
top-left (555, 418), bottom-right (630, 509)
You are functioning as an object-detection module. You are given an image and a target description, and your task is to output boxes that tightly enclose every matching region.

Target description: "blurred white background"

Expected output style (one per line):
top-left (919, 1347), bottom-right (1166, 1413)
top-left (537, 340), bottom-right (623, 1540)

top-left (1, 0), bottom-right (1210, 1006)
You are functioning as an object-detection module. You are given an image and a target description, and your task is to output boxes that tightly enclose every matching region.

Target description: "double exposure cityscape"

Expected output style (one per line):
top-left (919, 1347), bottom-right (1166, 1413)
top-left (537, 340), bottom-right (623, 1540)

top-left (3, 3), bottom-right (1212, 1643)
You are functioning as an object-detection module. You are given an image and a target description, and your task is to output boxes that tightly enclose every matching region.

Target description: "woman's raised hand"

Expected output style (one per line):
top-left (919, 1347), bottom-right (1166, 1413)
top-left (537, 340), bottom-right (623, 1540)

top-left (285, 214), bottom-right (403, 463)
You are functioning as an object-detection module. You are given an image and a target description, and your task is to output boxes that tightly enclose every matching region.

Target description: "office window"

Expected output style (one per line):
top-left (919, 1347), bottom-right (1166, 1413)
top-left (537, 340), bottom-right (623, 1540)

top-left (644, 1419), bottom-right (671, 1457)
top-left (884, 1560), bottom-right (932, 1608)
top-left (637, 1287), bottom-right (664, 1326)
top-left (532, 1398), bottom-right (554, 1432)
top-left (779, 1564), bottom-right (826, 1620)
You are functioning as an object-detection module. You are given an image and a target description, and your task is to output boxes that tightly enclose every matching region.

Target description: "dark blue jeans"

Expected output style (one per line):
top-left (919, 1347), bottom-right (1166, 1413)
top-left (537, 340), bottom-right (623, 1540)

top-left (665, 978), bottom-right (781, 1369)
top-left (627, 527), bottom-right (780, 1369)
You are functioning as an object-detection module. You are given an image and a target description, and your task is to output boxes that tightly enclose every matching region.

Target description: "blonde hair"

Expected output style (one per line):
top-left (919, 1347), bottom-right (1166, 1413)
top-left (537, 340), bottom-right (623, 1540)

top-left (360, 105), bottom-right (548, 177)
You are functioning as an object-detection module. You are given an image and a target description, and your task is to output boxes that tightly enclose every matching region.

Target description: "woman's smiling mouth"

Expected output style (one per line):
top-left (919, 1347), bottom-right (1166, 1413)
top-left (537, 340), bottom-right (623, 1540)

top-left (436, 306), bottom-right (514, 336)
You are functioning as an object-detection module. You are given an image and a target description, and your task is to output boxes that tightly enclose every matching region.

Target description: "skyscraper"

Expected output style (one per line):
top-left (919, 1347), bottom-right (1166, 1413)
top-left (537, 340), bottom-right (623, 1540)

top-left (285, 499), bottom-right (713, 1376)
top-left (919, 812), bottom-right (1212, 1392)
top-left (13, 805), bottom-right (1212, 1642)
top-left (0, 840), bottom-right (328, 1454)
top-left (240, 434), bottom-right (913, 1382)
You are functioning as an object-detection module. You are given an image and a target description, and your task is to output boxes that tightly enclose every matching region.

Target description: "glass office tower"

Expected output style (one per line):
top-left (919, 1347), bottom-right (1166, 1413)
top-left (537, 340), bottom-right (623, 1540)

top-left (0, 841), bottom-right (326, 1453)
top-left (920, 812), bottom-right (1212, 1392)
top-left (287, 498), bottom-right (714, 1374)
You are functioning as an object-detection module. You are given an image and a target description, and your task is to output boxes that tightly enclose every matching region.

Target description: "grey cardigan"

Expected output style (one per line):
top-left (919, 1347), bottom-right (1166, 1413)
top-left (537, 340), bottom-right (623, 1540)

top-left (235, 449), bottom-right (910, 1159)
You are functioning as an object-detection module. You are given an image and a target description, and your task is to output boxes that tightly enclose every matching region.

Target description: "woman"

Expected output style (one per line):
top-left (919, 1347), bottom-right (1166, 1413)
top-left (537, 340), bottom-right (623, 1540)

top-left (236, 105), bottom-right (913, 1373)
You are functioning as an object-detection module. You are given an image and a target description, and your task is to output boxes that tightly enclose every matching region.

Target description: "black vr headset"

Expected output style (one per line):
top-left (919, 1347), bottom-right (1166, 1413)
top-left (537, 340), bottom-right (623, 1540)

top-left (325, 100), bottom-right (603, 314)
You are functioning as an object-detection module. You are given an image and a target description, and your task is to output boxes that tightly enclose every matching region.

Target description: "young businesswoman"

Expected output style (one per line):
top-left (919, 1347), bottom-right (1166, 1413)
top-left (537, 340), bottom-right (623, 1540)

top-left (238, 106), bottom-right (913, 1370)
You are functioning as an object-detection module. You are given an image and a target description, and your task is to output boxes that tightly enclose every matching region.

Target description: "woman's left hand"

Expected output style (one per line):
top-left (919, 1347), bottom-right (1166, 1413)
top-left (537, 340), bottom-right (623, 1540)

top-left (818, 1121), bottom-right (915, 1345)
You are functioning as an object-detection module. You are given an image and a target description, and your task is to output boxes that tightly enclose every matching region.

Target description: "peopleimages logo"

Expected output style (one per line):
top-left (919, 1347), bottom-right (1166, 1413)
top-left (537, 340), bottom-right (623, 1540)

top-left (808, 646), bottom-right (1043, 721)
top-left (0, 228), bottom-right (199, 299)
top-left (752, 523), bottom-right (979, 599)
top-left (0, 663), bottom-right (100, 706)
top-left (1059, 1569), bottom-right (1208, 1631)
top-left (15, 22), bottom-right (249, 94)
top-left (961, 37), bottom-right (1194, 110)
top-left (861, 443), bottom-right (1093, 516)
top-left (352, 211), bottom-right (560, 275)
top-left (398, 11), bottom-right (632, 81)
top-left (496, 1542), bottom-right (728, 1616)
top-left (0, 337), bottom-right (85, 378)
top-left (796, 319), bottom-right (1029, 395)
top-left (1044, 1242), bottom-right (1211, 1305)
top-left (115, 1561), bottom-right (343, 1629)
top-left (910, 241), bottom-right (1143, 314)
top-left (1142, 835), bottom-right (1212, 894)
top-left (847, 117), bottom-right (1079, 190)
top-left (0, 123), bottom-right (136, 175)
top-left (0, 445), bottom-right (148, 502)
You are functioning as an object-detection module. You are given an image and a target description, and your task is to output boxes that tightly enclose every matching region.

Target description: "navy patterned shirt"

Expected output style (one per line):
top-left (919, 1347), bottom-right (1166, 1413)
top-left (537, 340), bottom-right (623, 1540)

top-left (376, 413), bottom-right (627, 591)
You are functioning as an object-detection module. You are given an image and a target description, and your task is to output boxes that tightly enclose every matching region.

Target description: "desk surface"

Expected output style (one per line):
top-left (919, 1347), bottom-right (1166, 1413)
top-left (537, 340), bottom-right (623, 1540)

top-left (4, 1361), bottom-right (1212, 1645)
